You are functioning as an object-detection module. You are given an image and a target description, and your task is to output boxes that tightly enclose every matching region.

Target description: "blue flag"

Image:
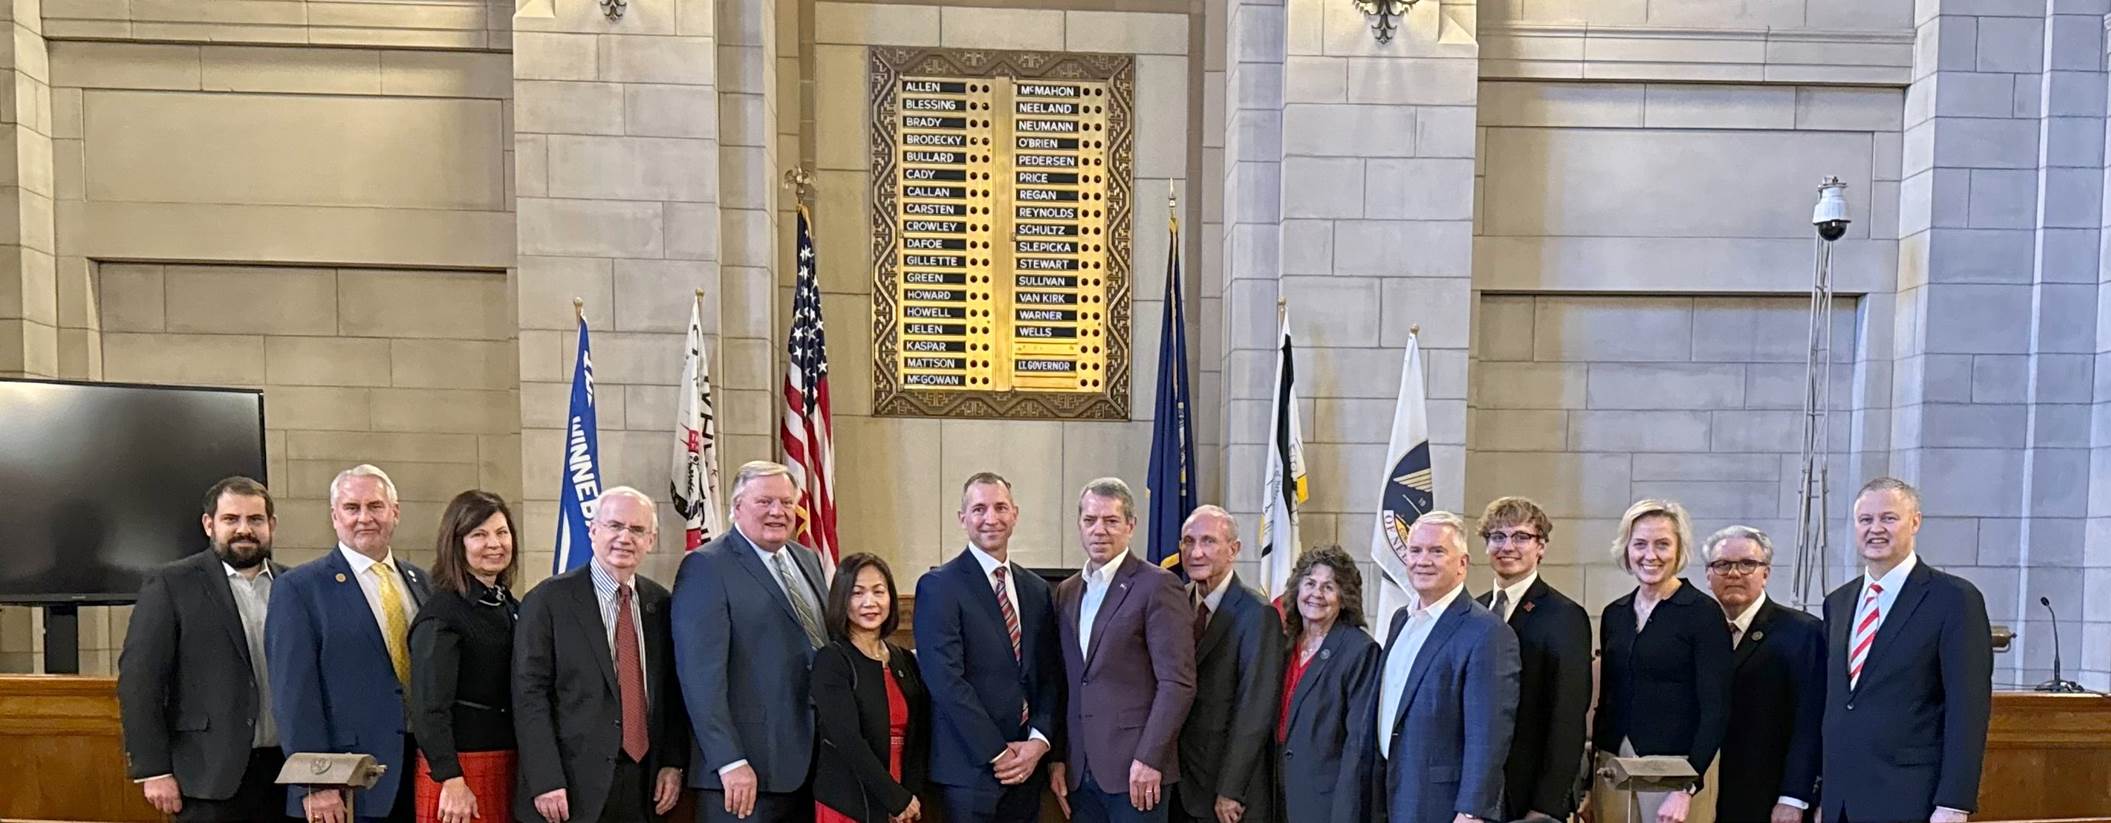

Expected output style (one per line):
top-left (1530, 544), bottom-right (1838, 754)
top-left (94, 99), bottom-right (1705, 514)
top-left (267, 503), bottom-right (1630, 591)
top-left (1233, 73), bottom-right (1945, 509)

top-left (1146, 213), bottom-right (1195, 574)
top-left (554, 314), bottom-right (603, 574)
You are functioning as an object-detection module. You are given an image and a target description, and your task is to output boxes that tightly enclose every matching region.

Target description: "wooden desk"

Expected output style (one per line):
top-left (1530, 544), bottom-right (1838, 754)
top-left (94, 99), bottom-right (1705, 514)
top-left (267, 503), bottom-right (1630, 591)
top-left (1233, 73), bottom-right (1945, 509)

top-left (1981, 692), bottom-right (2111, 820)
top-left (0, 675), bottom-right (157, 822)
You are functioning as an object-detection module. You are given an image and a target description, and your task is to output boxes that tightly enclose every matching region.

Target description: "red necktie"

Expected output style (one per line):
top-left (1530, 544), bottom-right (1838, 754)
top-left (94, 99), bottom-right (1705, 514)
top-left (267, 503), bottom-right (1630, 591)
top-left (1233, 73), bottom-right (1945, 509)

top-left (615, 584), bottom-right (649, 762)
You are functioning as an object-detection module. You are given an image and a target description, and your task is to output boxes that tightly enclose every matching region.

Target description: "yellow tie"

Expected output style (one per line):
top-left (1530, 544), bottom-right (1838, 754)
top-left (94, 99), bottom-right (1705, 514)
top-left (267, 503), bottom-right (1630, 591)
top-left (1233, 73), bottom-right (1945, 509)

top-left (370, 562), bottom-right (412, 686)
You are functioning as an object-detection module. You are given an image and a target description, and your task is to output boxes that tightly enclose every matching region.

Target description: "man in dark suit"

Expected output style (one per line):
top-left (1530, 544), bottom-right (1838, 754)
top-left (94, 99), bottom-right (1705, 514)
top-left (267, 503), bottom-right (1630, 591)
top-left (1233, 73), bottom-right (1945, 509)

top-left (1173, 506), bottom-right (1282, 823)
top-left (119, 476), bottom-right (291, 822)
top-left (514, 487), bottom-right (688, 823)
top-left (267, 465), bottom-right (431, 823)
top-left (672, 460), bottom-right (831, 823)
top-left (1821, 477), bottom-right (1991, 823)
top-left (1704, 525), bottom-right (1823, 823)
top-left (1366, 511), bottom-right (1518, 823)
top-left (1471, 496), bottom-right (1591, 823)
top-left (1055, 477), bottom-right (1196, 823)
top-left (914, 472), bottom-right (1067, 822)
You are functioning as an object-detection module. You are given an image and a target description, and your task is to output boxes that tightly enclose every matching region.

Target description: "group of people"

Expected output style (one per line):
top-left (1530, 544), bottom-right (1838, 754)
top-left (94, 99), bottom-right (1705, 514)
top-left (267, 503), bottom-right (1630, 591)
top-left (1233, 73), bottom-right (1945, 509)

top-left (117, 460), bottom-right (1994, 823)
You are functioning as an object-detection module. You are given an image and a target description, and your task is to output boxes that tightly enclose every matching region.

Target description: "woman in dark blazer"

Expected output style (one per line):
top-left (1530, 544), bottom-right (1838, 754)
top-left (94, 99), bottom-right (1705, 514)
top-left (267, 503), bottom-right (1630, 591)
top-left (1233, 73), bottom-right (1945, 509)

top-left (1591, 499), bottom-right (1734, 823)
top-left (408, 490), bottom-right (521, 823)
top-left (1275, 546), bottom-right (1381, 823)
top-left (812, 552), bottom-right (930, 823)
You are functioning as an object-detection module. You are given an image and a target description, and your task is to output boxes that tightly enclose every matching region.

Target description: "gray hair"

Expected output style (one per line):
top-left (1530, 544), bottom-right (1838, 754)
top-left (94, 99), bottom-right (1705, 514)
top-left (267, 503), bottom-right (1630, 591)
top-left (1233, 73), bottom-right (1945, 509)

top-left (1703, 524), bottom-right (1774, 564)
top-left (1183, 504), bottom-right (1236, 540)
top-left (1856, 476), bottom-right (1921, 514)
top-left (1078, 477), bottom-right (1136, 521)
top-left (730, 460), bottom-right (794, 510)
top-left (1409, 510), bottom-right (1471, 555)
top-left (592, 486), bottom-right (658, 522)
top-left (330, 464), bottom-right (398, 506)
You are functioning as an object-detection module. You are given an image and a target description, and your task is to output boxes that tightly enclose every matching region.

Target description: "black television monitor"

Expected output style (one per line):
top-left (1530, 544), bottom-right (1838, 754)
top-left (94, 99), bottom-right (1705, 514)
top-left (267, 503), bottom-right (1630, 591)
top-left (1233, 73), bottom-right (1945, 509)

top-left (0, 378), bottom-right (266, 604)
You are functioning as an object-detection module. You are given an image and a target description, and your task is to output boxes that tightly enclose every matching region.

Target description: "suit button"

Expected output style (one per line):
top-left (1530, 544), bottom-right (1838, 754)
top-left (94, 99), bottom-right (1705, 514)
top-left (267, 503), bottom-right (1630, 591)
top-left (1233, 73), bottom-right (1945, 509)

top-left (1846, 703), bottom-right (1854, 711)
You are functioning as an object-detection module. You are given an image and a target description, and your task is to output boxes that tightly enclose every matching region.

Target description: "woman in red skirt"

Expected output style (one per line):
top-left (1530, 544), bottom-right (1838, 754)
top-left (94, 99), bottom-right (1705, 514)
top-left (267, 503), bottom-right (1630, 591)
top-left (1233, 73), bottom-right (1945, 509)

top-left (409, 490), bottom-right (522, 823)
top-left (811, 553), bottom-right (929, 823)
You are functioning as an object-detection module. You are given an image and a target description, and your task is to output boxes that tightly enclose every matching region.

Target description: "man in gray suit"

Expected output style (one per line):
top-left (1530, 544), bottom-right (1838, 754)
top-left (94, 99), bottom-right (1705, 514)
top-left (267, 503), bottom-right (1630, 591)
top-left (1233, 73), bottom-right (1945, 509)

top-left (1365, 511), bottom-right (1520, 823)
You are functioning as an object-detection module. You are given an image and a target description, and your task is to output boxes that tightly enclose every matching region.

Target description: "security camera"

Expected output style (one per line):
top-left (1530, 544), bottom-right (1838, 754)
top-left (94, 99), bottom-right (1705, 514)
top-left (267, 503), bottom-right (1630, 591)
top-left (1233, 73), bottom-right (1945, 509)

top-left (1812, 177), bottom-right (1850, 242)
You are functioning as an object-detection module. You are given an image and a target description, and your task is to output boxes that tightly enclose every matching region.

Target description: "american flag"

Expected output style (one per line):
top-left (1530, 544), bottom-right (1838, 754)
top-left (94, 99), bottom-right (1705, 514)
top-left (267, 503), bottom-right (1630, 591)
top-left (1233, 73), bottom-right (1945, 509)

top-left (782, 205), bottom-right (839, 565)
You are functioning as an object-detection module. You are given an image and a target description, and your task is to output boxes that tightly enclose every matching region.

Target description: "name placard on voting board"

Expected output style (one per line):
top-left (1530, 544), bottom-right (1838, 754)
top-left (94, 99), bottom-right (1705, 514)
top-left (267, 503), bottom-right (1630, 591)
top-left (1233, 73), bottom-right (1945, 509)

top-left (869, 47), bottom-right (1135, 421)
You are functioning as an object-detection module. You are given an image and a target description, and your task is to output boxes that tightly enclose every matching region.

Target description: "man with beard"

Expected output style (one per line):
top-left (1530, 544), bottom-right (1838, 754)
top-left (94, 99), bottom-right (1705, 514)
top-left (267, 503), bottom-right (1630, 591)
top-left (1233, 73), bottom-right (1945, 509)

top-left (915, 472), bottom-right (1066, 822)
top-left (268, 464), bottom-right (432, 823)
top-left (119, 476), bottom-right (292, 821)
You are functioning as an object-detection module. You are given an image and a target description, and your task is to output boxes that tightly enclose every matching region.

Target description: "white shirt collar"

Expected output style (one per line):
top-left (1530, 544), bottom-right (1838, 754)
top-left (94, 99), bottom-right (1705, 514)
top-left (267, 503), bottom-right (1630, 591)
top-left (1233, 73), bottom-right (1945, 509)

top-left (1411, 581), bottom-right (1469, 618)
top-left (739, 523), bottom-right (790, 564)
top-left (1084, 550), bottom-right (1128, 584)
top-left (336, 542), bottom-right (393, 574)
top-left (1864, 551), bottom-right (1918, 593)
top-left (222, 560), bottom-right (273, 580)
top-left (1729, 592), bottom-right (1767, 634)
top-left (1494, 570), bottom-right (1537, 608)
top-left (1194, 571), bottom-right (1236, 612)
top-left (967, 543), bottom-right (1009, 576)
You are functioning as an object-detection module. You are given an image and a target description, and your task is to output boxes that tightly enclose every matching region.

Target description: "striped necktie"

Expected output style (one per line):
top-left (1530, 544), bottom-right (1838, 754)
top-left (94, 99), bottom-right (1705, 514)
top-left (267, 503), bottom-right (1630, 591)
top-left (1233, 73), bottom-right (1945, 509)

top-left (1848, 582), bottom-right (1884, 688)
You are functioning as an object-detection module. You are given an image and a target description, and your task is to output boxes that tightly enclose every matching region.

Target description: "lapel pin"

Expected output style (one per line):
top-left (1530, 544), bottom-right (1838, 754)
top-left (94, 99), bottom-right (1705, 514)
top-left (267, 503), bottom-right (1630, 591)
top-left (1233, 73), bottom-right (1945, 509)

top-left (335, 573), bottom-right (347, 583)
top-left (1751, 630), bottom-right (1764, 642)
top-left (1319, 648), bottom-right (1332, 661)
top-left (1522, 601), bottom-right (1536, 614)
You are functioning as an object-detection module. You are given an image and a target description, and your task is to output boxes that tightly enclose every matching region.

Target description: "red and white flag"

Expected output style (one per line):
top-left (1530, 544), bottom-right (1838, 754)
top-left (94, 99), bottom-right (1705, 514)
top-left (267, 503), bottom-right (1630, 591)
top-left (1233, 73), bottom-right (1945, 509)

top-left (671, 294), bottom-right (723, 550)
top-left (782, 206), bottom-right (839, 565)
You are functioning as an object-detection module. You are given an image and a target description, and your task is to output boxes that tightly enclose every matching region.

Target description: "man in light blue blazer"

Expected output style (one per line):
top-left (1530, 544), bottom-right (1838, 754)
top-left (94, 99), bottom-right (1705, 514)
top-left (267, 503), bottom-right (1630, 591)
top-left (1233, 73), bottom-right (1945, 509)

top-left (672, 460), bottom-right (831, 823)
top-left (1360, 511), bottom-right (1520, 823)
top-left (266, 465), bottom-right (431, 823)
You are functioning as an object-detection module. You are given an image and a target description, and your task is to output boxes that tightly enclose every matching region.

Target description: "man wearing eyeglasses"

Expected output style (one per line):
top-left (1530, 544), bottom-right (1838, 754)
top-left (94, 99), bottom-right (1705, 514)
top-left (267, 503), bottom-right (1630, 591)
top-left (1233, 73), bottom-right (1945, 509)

top-left (1702, 526), bottom-right (1822, 823)
top-left (1472, 497), bottom-right (1592, 823)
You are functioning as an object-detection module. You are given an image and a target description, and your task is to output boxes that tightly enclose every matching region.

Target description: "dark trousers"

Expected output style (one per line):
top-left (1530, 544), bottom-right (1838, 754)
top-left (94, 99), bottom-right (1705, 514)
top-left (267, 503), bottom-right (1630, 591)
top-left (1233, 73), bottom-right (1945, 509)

top-left (937, 771), bottom-right (1047, 823)
top-left (695, 787), bottom-right (809, 823)
top-left (600, 755), bottom-right (647, 823)
top-left (175, 747), bottom-right (293, 823)
top-left (383, 736), bottom-right (418, 823)
top-left (1069, 769), bottom-right (1167, 823)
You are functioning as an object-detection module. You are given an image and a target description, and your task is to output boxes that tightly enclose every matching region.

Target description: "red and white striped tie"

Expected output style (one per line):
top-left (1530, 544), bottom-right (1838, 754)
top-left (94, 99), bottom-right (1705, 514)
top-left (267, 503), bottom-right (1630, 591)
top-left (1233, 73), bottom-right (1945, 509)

top-left (1848, 581), bottom-right (1884, 689)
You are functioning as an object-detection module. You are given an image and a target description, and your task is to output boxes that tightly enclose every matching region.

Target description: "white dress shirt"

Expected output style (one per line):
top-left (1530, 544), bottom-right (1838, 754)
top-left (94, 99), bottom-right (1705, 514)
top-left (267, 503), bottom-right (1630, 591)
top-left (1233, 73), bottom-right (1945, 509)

top-left (589, 558), bottom-right (650, 700)
top-left (1377, 582), bottom-right (1467, 759)
top-left (224, 562), bottom-right (277, 749)
top-left (1193, 569), bottom-right (1235, 616)
top-left (1724, 594), bottom-right (1807, 811)
top-left (337, 543), bottom-right (419, 634)
top-left (965, 544), bottom-right (1051, 750)
top-left (1490, 571), bottom-right (1537, 623)
top-left (1077, 550), bottom-right (1129, 659)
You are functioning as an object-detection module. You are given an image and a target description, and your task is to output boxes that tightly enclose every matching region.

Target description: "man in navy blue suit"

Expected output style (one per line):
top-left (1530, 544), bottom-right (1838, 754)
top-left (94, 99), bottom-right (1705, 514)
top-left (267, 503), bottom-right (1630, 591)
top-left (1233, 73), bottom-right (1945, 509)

top-left (1703, 525), bottom-right (1823, 823)
top-left (266, 465), bottom-right (431, 823)
top-left (1821, 477), bottom-right (1992, 823)
top-left (672, 460), bottom-right (831, 823)
top-left (914, 472), bottom-right (1067, 823)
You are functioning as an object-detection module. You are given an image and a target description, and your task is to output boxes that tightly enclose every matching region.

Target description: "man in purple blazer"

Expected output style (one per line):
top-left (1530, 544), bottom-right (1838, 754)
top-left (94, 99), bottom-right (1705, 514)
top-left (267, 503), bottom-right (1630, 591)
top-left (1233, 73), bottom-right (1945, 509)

top-left (1055, 477), bottom-right (1198, 823)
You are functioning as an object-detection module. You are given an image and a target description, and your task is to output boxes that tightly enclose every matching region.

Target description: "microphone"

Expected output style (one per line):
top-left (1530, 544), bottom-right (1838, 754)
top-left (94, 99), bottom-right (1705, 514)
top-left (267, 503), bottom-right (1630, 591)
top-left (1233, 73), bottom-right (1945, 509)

top-left (2035, 596), bottom-right (2086, 694)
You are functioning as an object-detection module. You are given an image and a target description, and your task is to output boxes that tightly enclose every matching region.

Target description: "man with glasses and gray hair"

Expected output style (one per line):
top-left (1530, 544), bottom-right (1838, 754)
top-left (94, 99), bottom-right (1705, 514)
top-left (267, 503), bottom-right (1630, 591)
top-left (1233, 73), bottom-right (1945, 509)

top-left (1701, 525), bottom-right (1822, 823)
top-left (672, 460), bottom-right (831, 823)
top-left (1472, 497), bottom-right (1591, 823)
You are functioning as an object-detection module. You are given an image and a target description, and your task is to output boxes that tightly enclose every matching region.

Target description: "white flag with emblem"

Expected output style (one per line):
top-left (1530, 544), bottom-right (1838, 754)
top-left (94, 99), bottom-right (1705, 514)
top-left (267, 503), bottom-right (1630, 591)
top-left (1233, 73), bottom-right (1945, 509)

top-left (1371, 330), bottom-right (1434, 626)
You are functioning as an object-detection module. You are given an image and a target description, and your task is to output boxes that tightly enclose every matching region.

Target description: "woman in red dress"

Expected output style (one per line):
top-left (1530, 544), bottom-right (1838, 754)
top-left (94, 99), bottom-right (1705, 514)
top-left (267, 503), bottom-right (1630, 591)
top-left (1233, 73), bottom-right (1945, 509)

top-left (811, 552), bottom-right (930, 823)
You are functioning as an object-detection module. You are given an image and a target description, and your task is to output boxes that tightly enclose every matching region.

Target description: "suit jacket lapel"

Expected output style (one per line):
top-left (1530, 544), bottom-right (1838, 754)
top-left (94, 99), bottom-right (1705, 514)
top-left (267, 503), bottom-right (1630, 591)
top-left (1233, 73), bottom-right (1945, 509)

top-left (322, 550), bottom-right (395, 666)
top-left (793, 544), bottom-right (828, 599)
top-left (640, 584), bottom-right (670, 716)
top-left (1856, 562), bottom-right (1933, 692)
top-left (1287, 622), bottom-right (1352, 732)
top-left (400, 561), bottom-right (430, 608)
top-left (1084, 558), bottom-right (1140, 672)
top-left (195, 552), bottom-right (253, 668)
top-left (729, 531), bottom-right (806, 630)
top-left (1392, 595), bottom-right (1472, 730)
top-left (1734, 600), bottom-right (1773, 670)
top-left (1196, 575), bottom-right (1242, 660)
top-left (567, 571), bottom-right (621, 696)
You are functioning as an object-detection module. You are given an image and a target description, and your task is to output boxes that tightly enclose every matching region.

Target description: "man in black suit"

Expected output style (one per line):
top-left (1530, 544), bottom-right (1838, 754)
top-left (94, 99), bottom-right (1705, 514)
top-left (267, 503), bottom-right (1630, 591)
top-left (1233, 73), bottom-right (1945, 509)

top-left (514, 486), bottom-right (688, 823)
top-left (1821, 477), bottom-right (1991, 823)
top-left (119, 476), bottom-right (290, 822)
top-left (1703, 525), bottom-right (1823, 823)
top-left (672, 460), bottom-right (831, 823)
top-left (1173, 506), bottom-right (1282, 823)
top-left (1472, 496), bottom-right (1591, 823)
top-left (915, 472), bottom-right (1066, 823)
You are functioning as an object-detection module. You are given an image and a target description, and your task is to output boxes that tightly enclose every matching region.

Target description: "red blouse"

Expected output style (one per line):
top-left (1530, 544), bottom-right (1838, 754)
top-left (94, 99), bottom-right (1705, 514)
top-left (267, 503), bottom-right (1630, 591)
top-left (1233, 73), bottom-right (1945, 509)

top-left (1278, 645), bottom-right (1315, 744)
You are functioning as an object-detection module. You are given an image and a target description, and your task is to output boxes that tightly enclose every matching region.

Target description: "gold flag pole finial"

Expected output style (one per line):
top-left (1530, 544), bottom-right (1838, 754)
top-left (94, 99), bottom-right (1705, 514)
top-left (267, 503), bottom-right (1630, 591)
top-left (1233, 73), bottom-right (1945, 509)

top-left (1167, 180), bottom-right (1178, 231)
top-left (1409, 323), bottom-right (1421, 336)
top-left (694, 287), bottom-right (706, 303)
top-left (1276, 296), bottom-right (1287, 325)
top-left (783, 166), bottom-right (815, 205)
top-left (572, 297), bottom-right (584, 321)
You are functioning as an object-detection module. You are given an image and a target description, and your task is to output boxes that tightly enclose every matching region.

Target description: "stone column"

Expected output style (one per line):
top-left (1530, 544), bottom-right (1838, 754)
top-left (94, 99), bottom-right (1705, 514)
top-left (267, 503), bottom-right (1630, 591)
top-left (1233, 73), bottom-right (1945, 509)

top-left (715, 0), bottom-right (778, 469)
top-left (512, 0), bottom-right (722, 583)
top-left (0, 2), bottom-right (56, 377)
top-left (1893, 0), bottom-right (2103, 686)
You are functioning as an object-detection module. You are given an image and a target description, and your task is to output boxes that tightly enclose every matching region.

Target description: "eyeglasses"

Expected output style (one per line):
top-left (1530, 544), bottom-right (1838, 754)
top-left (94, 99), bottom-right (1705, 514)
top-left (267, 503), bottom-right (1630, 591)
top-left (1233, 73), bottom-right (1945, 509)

top-left (1706, 559), bottom-right (1769, 576)
top-left (1482, 531), bottom-right (1543, 547)
top-left (595, 520), bottom-right (652, 539)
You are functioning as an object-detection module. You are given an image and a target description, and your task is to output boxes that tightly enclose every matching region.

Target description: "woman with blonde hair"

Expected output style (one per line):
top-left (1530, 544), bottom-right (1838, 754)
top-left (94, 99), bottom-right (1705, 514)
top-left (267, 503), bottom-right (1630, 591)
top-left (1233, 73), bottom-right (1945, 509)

top-left (1589, 499), bottom-right (1733, 823)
